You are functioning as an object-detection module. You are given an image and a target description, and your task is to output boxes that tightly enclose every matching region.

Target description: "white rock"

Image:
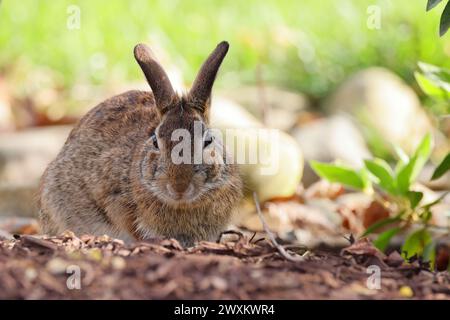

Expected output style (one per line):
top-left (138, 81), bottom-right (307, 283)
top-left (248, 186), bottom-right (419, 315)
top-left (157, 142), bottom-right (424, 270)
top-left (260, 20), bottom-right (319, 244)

top-left (0, 78), bottom-right (14, 131)
top-left (211, 98), bottom-right (304, 201)
top-left (325, 68), bottom-right (433, 155)
top-left (291, 114), bottom-right (371, 186)
top-left (219, 86), bottom-right (310, 131)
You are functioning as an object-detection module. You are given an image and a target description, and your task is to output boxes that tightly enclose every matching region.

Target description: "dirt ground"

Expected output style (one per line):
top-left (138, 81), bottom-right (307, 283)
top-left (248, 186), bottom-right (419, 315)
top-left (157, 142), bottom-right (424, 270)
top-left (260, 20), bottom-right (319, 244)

top-left (0, 231), bottom-right (449, 300)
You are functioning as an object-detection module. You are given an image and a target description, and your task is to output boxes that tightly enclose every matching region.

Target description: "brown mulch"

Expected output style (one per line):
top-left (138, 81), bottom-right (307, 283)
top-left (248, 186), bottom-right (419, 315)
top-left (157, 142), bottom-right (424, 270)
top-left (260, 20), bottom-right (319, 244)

top-left (0, 232), bottom-right (449, 300)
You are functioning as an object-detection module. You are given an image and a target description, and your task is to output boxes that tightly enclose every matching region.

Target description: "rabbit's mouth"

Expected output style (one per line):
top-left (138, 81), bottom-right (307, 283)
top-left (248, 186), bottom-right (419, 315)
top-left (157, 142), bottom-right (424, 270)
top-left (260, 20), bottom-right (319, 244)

top-left (139, 174), bottom-right (209, 208)
top-left (166, 183), bottom-right (195, 201)
top-left (156, 183), bottom-right (205, 207)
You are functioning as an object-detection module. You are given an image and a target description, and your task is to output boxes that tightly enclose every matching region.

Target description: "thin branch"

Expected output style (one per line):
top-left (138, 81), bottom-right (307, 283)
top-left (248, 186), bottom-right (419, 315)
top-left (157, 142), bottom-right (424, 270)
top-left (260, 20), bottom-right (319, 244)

top-left (216, 230), bottom-right (244, 243)
top-left (18, 234), bottom-right (58, 251)
top-left (253, 192), bottom-right (308, 262)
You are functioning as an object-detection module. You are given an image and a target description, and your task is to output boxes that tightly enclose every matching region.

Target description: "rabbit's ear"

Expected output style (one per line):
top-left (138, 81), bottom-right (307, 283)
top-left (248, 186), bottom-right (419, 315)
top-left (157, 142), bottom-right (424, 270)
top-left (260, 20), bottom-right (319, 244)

top-left (134, 44), bottom-right (175, 112)
top-left (189, 41), bottom-right (229, 112)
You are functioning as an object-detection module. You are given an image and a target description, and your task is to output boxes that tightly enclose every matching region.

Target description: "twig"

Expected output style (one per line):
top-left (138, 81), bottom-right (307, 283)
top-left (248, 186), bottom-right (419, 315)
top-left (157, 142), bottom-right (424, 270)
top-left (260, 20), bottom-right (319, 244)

top-left (253, 192), bottom-right (308, 262)
top-left (216, 230), bottom-right (244, 243)
top-left (18, 234), bottom-right (58, 251)
top-left (249, 231), bottom-right (257, 243)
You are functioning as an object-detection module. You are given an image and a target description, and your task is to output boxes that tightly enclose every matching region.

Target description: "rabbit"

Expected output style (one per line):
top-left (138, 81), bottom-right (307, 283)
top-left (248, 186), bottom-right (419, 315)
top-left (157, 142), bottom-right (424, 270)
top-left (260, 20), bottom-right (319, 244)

top-left (39, 41), bottom-right (243, 246)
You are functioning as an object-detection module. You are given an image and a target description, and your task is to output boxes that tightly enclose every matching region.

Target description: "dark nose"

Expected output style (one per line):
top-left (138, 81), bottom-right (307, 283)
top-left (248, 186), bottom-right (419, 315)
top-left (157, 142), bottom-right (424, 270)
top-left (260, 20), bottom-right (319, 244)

top-left (168, 164), bottom-right (194, 195)
top-left (167, 181), bottom-right (194, 200)
top-left (172, 180), bottom-right (190, 194)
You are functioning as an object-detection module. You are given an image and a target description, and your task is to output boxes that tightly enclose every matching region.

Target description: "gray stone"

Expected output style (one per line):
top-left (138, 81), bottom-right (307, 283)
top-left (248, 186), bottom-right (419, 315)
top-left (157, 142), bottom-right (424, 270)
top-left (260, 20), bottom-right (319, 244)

top-left (0, 125), bottom-right (71, 218)
top-left (0, 125), bottom-right (72, 184)
top-left (0, 183), bottom-right (38, 217)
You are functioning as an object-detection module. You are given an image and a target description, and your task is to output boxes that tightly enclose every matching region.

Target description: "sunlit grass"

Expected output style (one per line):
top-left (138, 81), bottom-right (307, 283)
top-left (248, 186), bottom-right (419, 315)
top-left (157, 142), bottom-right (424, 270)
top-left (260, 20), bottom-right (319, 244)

top-left (0, 0), bottom-right (448, 103)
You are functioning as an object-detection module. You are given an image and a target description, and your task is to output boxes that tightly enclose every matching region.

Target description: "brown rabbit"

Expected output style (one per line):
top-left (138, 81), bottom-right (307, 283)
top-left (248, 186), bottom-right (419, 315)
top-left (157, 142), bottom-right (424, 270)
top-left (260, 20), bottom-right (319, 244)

top-left (39, 41), bottom-right (242, 246)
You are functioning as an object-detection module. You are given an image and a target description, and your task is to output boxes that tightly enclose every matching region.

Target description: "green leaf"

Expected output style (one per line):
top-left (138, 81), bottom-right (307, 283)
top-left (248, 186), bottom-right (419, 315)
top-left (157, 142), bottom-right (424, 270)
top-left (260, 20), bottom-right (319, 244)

top-left (394, 146), bottom-right (409, 164)
top-left (310, 161), bottom-right (368, 190)
top-left (393, 145), bottom-right (413, 177)
top-left (423, 241), bottom-right (436, 270)
top-left (374, 227), bottom-right (401, 252)
top-left (440, 1), bottom-right (450, 36)
top-left (402, 229), bottom-right (432, 260)
top-left (364, 159), bottom-right (397, 194)
top-left (397, 157), bottom-right (417, 194)
top-left (359, 168), bottom-right (373, 193)
top-left (396, 134), bottom-right (433, 194)
top-left (431, 152), bottom-right (450, 180)
top-left (427, 0), bottom-right (443, 11)
top-left (420, 208), bottom-right (433, 223)
top-left (414, 71), bottom-right (449, 100)
top-left (406, 191), bottom-right (424, 209)
top-left (411, 133), bottom-right (433, 178)
top-left (416, 62), bottom-right (450, 100)
top-left (418, 62), bottom-right (450, 83)
top-left (362, 214), bottom-right (402, 237)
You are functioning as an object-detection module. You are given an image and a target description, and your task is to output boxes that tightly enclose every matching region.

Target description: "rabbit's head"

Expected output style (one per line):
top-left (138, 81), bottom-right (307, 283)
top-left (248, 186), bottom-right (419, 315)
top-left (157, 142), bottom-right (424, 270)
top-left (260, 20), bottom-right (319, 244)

top-left (134, 42), bottom-right (239, 208)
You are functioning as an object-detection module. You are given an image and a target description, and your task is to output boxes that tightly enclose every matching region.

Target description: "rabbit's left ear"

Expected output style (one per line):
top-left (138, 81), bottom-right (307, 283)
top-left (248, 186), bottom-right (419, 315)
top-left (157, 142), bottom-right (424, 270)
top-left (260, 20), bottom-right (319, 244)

top-left (134, 43), bottom-right (175, 113)
top-left (189, 41), bottom-right (229, 112)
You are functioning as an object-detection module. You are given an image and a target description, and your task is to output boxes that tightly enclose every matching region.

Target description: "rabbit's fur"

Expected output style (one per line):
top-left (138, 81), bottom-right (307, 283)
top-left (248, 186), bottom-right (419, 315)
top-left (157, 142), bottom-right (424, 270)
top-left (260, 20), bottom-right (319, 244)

top-left (39, 42), bottom-right (242, 246)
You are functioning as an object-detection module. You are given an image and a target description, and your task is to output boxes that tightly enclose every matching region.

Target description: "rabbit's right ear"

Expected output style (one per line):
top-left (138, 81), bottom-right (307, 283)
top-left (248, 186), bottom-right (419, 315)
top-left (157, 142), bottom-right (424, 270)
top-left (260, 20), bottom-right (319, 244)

top-left (134, 44), bottom-right (175, 113)
top-left (189, 41), bottom-right (229, 112)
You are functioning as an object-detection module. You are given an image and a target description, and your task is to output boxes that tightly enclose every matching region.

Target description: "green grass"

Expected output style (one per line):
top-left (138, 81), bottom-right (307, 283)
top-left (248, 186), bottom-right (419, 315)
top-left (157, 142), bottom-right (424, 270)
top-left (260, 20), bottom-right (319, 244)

top-left (0, 0), bottom-right (449, 111)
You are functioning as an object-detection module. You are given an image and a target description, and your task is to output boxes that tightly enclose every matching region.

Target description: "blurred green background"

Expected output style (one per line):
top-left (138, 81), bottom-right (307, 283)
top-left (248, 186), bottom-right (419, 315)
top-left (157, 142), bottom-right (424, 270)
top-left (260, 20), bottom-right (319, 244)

top-left (0, 0), bottom-right (449, 119)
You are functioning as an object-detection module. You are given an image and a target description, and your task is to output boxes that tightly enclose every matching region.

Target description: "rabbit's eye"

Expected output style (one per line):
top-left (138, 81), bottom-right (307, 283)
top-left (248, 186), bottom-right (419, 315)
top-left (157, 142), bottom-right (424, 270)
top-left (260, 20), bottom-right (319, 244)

top-left (150, 133), bottom-right (159, 149)
top-left (203, 133), bottom-right (214, 148)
